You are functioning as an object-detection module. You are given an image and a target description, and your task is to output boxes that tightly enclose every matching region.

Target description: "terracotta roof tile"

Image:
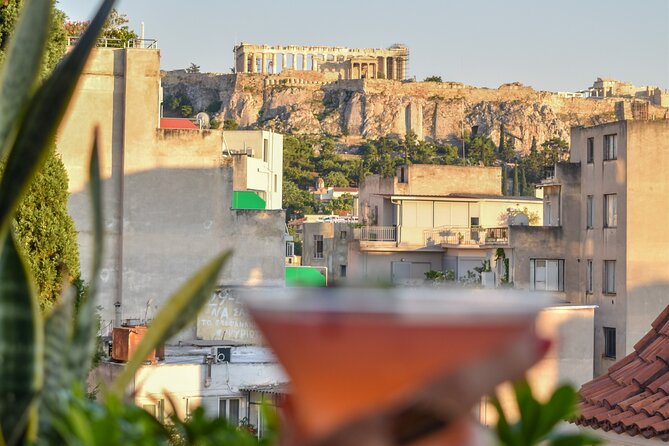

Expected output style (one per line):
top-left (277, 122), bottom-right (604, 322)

top-left (652, 306), bottom-right (669, 330)
top-left (574, 305), bottom-right (669, 441)
top-left (639, 337), bottom-right (668, 362)
top-left (633, 361), bottom-right (668, 387)
top-left (648, 373), bottom-right (669, 392)
top-left (635, 329), bottom-right (659, 353)
top-left (656, 343), bottom-right (669, 364)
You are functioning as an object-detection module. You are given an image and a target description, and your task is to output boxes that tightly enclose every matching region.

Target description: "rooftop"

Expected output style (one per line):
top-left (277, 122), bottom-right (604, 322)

top-left (575, 305), bottom-right (669, 441)
top-left (375, 193), bottom-right (542, 202)
top-left (160, 117), bottom-right (198, 130)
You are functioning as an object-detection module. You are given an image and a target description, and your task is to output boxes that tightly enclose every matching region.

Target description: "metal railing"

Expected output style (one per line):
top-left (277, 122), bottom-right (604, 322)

top-left (67, 37), bottom-right (158, 49)
top-left (354, 226), bottom-right (397, 242)
top-left (424, 226), bottom-right (508, 246)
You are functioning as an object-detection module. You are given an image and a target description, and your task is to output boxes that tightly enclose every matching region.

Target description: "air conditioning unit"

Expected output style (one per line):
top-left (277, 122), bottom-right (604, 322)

top-left (212, 346), bottom-right (232, 363)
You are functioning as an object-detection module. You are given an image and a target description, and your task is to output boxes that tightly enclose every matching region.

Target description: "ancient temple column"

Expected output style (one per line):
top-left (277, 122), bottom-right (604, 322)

top-left (271, 53), bottom-right (277, 74)
top-left (312, 56), bottom-right (318, 71)
top-left (260, 53), bottom-right (267, 74)
top-left (250, 53), bottom-right (257, 73)
top-left (387, 57), bottom-right (394, 80)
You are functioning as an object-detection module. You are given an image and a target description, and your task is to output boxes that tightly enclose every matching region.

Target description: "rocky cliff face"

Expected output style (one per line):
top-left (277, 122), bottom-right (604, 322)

top-left (162, 71), bottom-right (668, 153)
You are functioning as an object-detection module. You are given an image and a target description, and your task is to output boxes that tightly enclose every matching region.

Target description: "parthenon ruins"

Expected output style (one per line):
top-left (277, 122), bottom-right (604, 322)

top-left (233, 43), bottom-right (409, 80)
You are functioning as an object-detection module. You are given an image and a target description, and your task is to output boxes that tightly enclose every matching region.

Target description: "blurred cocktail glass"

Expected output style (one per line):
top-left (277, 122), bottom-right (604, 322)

top-left (244, 287), bottom-right (549, 445)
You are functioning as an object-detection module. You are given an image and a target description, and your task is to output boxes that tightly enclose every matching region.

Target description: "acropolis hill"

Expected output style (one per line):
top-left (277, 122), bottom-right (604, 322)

top-left (162, 43), bottom-right (669, 153)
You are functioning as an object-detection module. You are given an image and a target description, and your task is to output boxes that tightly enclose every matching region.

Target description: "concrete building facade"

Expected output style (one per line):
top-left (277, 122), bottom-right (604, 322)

top-left (56, 47), bottom-right (286, 340)
top-left (349, 164), bottom-right (543, 285)
top-left (301, 222), bottom-right (355, 284)
top-left (526, 120), bottom-right (669, 375)
top-left (233, 42), bottom-right (408, 80)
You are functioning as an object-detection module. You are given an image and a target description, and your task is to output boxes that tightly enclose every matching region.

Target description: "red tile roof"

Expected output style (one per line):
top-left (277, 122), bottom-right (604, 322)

top-left (160, 117), bottom-right (198, 129)
top-left (575, 305), bottom-right (669, 441)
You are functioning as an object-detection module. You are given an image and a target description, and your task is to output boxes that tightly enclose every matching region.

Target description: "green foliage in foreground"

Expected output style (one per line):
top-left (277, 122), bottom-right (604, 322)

top-left (493, 379), bottom-right (601, 446)
top-left (0, 1), bottom-right (244, 445)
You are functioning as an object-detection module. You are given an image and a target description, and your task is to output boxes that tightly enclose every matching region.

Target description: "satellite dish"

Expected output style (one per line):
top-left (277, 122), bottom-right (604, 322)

top-left (195, 112), bottom-right (210, 129)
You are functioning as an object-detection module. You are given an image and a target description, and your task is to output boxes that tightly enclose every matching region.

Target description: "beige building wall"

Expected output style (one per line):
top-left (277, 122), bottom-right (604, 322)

top-left (394, 164), bottom-right (502, 196)
top-left (624, 121), bottom-right (669, 353)
top-left (57, 48), bottom-right (286, 340)
top-left (301, 222), bottom-right (354, 284)
top-left (571, 120), bottom-right (669, 375)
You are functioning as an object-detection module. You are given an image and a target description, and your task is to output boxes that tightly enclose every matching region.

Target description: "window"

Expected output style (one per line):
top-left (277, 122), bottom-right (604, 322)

top-left (586, 260), bottom-right (593, 293)
top-left (274, 174), bottom-right (277, 193)
top-left (530, 259), bottom-right (565, 291)
top-left (286, 241), bottom-right (294, 257)
top-left (399, 167), bottom-right (407, 183)
top-left (603, 327), bottom-right (616, 359)
top-left (263, 138), bottom-right (269, 162)
top-left (586, 195), bottom-right (593, 228)
top-left (586, 137), bottom-right (594, 163)
top-left (604, 260), bottom-right (616, 294)
top-left (470, 217), bottom-right (480, 227)
top-left (604, 194), bottom-right (617, 228)
top-left (340, 265), bottom-right (347, 278)
top-left (340, 230), bottom-right (347, 240)
top-left (219, 398), bottom-right (240, 426)
top-left (313, 235), bottom-right (323, 259)
top-left (604, 134), bottom-right (617, 160)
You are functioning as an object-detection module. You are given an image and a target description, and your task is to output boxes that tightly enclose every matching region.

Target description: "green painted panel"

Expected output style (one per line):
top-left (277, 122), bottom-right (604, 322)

top-left (233, 191), bottom-right (266, 209)
top-left (285, 267), bottom-right (327, 287)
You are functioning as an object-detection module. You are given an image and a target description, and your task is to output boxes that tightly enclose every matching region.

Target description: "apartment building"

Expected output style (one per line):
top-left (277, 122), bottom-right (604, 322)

top-left (348, 164), bottom-right (543, 285)
top-left (528, 120), bottom-right (669, 375)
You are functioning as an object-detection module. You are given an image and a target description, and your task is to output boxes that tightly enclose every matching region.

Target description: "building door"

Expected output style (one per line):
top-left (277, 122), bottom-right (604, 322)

top-left (391, 262), bottom-right (411, 284)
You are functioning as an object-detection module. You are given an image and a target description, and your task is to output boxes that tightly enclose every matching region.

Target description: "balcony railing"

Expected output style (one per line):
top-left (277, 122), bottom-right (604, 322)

top-left (354, 226), bottom-right (397, 242)
top-left (424, 226), bottom-right (508, 246)
top-left (67, 37), bottom-right (158, 49)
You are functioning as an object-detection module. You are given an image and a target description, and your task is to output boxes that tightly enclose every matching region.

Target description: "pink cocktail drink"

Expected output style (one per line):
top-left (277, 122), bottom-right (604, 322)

top-left (245, 288), bottom-right (547, 442)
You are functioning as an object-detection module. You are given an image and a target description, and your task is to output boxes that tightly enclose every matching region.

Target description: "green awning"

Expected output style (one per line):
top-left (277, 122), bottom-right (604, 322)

top-left (233, 191), bottom-right (266, 209)
top-left (285, 267), bottom-right (327, 287)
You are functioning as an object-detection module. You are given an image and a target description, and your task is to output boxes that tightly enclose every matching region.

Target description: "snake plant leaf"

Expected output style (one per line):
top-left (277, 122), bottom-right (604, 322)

top-left (0, 0), bottom-right (51, 160)
top-left (68, 130), bottom-right (104, 384)
top-left (38, 284), bottom-right (76, 441)
top-left (110, 251), bottom-right (232, 396)
top-left (0, 231), bottom-right (43, 446)
top-left (0, 0), bottom-right (116, 240)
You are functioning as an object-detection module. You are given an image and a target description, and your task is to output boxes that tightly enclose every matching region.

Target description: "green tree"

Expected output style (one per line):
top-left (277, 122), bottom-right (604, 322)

top-left (424, 75), bottom-right (442, 82)
top-left (541, 137), bottom-right (569, 165)
top-left (101, 8), bottom-right (137, 46)
top-left (325, 193), bottom-right (354, 214)
top-left (282, 180), bottom-right (319, 219)
top-left (520, 166), bottom-right (529, 196)
top-left (1, 0), bottom-right (67, 76)
top-left (222, 118), bottom-right (238, 130)
top-left (501, 164), bottom-right (508, 195)
top-left (324, 171), bottom-right (349, 187)
top-left (186, 62), bottom-right (200, 73)
top-left (3, 147), bottom-right (80, 310)
top-left (498, 124), bottom-right (515, 163)
top-left (512, 166), bottom-right (519, 196)
top-left (466, 135), bottom-right (497, 166)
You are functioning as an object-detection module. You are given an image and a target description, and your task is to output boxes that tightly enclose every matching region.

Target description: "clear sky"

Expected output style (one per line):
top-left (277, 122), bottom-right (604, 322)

top-left (57, 0), bottom-right (668, 92)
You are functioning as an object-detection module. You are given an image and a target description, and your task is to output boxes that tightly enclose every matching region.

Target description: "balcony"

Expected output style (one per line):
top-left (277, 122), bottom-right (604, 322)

top-left (353, 226), bottom-right (397, 242)
top-left (424, 226), bottom-right (508, 247)
top-left (354, 225), bottom-right (508, 247)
